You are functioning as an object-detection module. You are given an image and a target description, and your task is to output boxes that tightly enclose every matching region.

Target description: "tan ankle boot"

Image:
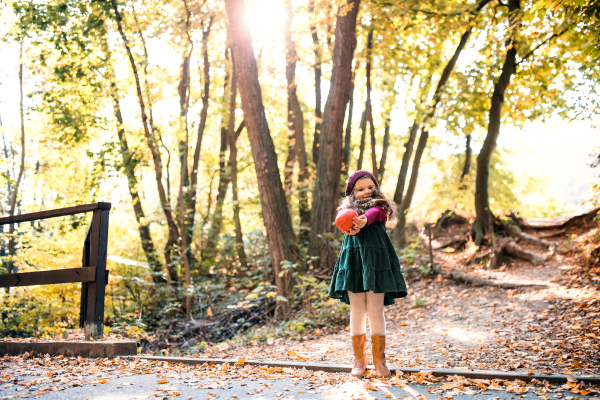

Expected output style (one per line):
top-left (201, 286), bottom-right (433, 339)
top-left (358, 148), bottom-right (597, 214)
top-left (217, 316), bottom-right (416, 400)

top-left (371, 335), bottom-right (391, 378)
top-left (350, 334), bottom-right (367, 377)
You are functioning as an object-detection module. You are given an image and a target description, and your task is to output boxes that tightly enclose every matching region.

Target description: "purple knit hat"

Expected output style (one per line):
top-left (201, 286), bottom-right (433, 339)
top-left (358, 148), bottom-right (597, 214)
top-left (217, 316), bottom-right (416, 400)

top-left (345, 170), bottom-right (379, 196)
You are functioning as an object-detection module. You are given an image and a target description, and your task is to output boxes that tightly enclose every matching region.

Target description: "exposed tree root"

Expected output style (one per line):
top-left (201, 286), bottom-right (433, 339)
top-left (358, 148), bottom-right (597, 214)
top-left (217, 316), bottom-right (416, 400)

top-left (536, 230), bottom-right (566, 239)
top-left (434, 237), bottom-right (467, 250)
top-left (490, 237), bottom-right (547, 269)
top-left (434, 210), bottom-right (468, 236)
top-left (503, 224), bottom-right (556, 251)
top-left (447, 271), bottom-right (548, 289)
top-left (509, 208), bottom-right (600, 231)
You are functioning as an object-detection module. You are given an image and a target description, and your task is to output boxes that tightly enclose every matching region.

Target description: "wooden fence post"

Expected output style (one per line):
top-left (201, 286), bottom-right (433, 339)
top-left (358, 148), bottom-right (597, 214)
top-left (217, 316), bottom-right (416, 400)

top-left (83, 209), bottom-right (110, 340)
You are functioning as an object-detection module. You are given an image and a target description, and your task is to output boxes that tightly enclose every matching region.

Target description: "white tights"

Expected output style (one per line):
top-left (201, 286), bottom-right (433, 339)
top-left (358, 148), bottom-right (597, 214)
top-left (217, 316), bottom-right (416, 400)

top-left (348, 291), bottom-right (386, 336)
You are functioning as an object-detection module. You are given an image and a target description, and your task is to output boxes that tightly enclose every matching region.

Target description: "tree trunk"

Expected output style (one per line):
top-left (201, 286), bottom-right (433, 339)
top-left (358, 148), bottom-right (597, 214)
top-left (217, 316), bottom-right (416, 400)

top-left (461, 133), bottom-right (472, 181)
top-left (393, 121), bottom-right (419, 205)
top-left (308, 0), bottom-right (361, 271)
top-left (393, 129), bottom-right (429, 246)
top-left (203, 48), bottom-right (233, 262)
top-left (378, 110), bottom-right (391, 182)
top-left (283, 0), bottom-right (309, 230)
top-left (108, 78), bottom-right (165, 284)
top-left (187, 17), bottom-right (214, 260)
top-left (7, 40), bottom-right (26, 288)
top-left (364, 31), bottom-right (378, 178)
top-left (178, 0), bottom-right (194, 317)
top-left (473, 0), bottom-right (519, 245)
top-left (225, 0), bottom-right (298, 297)
top-left (111, 0), bottom-right (181, 283)
top-left (357, 110), bottom-right (367, 170)
top-left (229, 119), bottom-right (248, 269)
top-left (342, 69), bottom-right (355, 179)
top-left (309, 0), bottom-right (322, 165)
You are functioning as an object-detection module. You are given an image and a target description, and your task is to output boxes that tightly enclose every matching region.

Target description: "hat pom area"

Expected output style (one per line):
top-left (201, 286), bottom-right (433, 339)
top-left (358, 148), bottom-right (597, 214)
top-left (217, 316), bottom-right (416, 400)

top-left (345, 170), bottom-right (379, 196)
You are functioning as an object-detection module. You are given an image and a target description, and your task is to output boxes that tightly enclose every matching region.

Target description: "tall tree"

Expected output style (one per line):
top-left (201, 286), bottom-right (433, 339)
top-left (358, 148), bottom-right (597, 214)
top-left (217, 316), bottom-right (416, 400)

top-left (283, 0), bottom-right (309, 228)
top-left (461, 134), bottom-right (472, 181)
top-left (364, 30), bottom-right (378, 178)
top-left (203, 48), bottom-right (234, 261)
top-left (107, 70), bottom-right (164, 283)
top-left (110, 0), bottom-right (181, 283)
top-left (309, 0), bottom-right (361, 271)
top-left (6, 39), bottom-right (27, 286)
top-left (473, 0), bottom-right (520, 245)
top-left (187, 16), bottom-right (214, 267)
top-left (228, 114), bottom-right (248, 269)
top-left (341, 68), bottom-right (355, 179)
top-left (309, 0), bottom-right (322, 165)
top-left (225, 0), bottom-right (298, 297)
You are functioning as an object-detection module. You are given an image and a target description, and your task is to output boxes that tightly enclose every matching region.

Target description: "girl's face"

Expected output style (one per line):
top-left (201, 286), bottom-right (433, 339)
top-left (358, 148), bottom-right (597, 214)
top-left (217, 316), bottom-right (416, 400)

top-left (354, 177), bottom-right (375, 200)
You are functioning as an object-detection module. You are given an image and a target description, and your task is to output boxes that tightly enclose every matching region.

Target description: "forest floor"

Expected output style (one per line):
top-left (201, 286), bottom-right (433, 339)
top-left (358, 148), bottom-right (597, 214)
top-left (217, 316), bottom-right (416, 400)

top-left (1, 214), bottom-right (599, 399)
top-left (196, 214), bottom-right (600, 378)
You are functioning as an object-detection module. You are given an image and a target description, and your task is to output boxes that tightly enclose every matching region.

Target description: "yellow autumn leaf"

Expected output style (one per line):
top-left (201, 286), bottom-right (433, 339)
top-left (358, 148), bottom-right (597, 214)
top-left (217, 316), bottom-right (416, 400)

top-left (206, 307), bottom-right (213, 318)
top-left (235, 357), bottom-right (245, 366)
top-left (45, 372), bottom-right (53, 377)
top-left (286, 350), bottom-right (307, 360)
top-left (157, 379), bottom-right (168, 384)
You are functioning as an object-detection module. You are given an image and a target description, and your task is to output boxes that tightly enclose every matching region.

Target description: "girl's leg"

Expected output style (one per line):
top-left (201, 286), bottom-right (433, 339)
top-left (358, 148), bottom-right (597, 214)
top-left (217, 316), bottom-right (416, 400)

top-left (347, 291), bottom-right (368, 335)
top-left (365, 291), bottom-right (386, 335)
top-left (347, 291), bottom-right (368, 377)
top-left (366, 291), bottom-right (390, 377)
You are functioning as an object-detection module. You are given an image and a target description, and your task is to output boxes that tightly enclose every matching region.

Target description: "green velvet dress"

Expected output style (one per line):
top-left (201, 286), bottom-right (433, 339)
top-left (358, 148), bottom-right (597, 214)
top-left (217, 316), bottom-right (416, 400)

top-left (328, 221), bottom-right (408, 306)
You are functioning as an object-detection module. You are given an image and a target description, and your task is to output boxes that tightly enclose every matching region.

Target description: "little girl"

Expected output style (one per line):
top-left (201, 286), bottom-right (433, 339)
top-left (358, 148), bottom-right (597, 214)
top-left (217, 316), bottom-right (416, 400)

top-left (329, 170), bottom-right (408, 378)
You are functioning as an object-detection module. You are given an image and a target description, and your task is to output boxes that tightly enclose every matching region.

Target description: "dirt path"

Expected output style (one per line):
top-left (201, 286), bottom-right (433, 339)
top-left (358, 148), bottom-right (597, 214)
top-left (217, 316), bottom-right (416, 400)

top-left (199, 222), bottom-right (599, 377)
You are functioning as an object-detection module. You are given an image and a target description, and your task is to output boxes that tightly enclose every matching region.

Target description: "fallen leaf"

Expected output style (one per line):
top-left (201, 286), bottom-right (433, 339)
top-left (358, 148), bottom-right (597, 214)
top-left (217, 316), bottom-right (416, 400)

top-left (157, 379), bottom-right (168, 384)
top-left (234, 357), bottom-right (245, 366)
top-left (286, 349), bottom-right (308, 360)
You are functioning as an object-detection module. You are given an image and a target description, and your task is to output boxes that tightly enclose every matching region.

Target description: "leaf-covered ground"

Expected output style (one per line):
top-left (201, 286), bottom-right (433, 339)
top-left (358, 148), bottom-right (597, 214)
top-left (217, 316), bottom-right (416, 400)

top-left (1, 354), bottom-right (599, 399)
top-left (196, 221), bottom-right (600, 377)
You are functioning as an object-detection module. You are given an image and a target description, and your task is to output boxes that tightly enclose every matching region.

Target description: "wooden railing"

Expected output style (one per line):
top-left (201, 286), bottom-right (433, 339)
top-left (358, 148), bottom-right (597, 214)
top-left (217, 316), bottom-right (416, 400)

top-left (0, 203), bottom-right (111, 340)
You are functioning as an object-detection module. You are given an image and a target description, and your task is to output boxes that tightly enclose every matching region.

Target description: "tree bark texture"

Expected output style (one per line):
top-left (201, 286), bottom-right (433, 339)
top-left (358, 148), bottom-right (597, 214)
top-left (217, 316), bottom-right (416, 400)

top-left (283, 0), bottom-right (309, 229)
top-left (225, 0), bottom-right (297, 297)
top-left (308, 0), bottom-right (361, 271)
top-left (473, 0), bottom-right (519, 245)
top-left (309, 0), bottom-right (322, 165)
top-left (229, 120), bottom-right (248, 269)
top-left (111, 0), bottom-right (181, 283)
top-left (393, 129), bottom-right (429, 247)
top-left (203, 48), bottom-right (234, 262)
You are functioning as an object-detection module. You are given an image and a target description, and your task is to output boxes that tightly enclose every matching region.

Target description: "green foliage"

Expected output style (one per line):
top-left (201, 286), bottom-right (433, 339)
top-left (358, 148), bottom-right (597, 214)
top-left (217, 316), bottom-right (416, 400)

top-left (427, 149), bottom-right (563, 219)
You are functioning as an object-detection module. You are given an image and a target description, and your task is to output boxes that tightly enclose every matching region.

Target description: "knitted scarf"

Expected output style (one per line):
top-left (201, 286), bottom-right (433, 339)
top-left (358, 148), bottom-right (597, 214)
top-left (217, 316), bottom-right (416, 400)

top-left (342, 196), bottom-right (387, 216)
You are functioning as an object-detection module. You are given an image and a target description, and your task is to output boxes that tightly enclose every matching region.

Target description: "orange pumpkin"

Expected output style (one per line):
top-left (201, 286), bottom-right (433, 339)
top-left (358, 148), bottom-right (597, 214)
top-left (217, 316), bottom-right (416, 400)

top-left (335, 209), bottom-right (359, 232)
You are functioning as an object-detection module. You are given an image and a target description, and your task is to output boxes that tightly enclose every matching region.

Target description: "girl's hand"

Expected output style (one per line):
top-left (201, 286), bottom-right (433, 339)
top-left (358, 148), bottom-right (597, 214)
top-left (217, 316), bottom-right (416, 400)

top-left (343, 226), bottom-right (361, 236)
top-left (353, 215), bottom-right (368, 229)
